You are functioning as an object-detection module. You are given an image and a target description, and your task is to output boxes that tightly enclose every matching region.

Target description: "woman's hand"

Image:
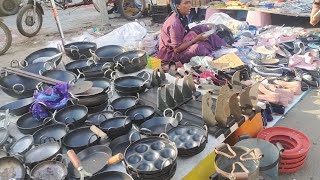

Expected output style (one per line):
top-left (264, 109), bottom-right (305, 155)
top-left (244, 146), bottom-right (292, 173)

top-left (194, 33), bottom-right (208, 42)
top-left (310, 5), bottom-right (320, 26)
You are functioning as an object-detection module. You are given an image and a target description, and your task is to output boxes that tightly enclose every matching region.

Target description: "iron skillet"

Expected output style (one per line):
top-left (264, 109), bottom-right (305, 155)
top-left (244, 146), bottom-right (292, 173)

top-left (64, 41), bottom-right (97, 60)
top-left (110, 96), bottom-right (140, 114)
top-left (112, 72), bottom-right (150, 93)
top-left (33, 123), bottom-right (68, 145)
top-left (88, 171), bottom-right (133, 180)
top-left (23, 47), bottom-right (62, 66)
top-left (85, 110), bottom-right (116, 126)
top-left (65, 59), bottom-right (94, 75)
top-left (41, 69), bottom-right (77, 83)
top-left (94, 45), bottom-right (126, 62)
top-left (0, 156), bottom-right (26, 179)
top-left (16, 112), bottom-right (52, 135)
top-left (54, 104), bottom-right (88, 129)
top-left (139, 109), bottom-right (182, 136)
top-left (0, 97), bottom-right (34, 116)
top-left (114, 50), bottom-right (147, 74)
top-left (99, 116), bottom-right (132, 139)
top-left (125, 105), bottom-right (155, 125)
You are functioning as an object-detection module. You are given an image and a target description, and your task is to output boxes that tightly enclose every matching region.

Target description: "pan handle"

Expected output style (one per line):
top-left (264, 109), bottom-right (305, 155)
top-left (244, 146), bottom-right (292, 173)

top-left (69, 78), bottom-right (77, 86)
top-left (140, 128), bottom-right (152, 135)
top-left (102, 62), bottom-right (113, 69)
top-left (52, 154), bottom-right (68, 166)
top-left (77, 69), bottom-right (86, 79)
top-left (203, 125), bottom-right (208, 137)
top-left (163, 108), bottom-right (174, 118)
top-left (106, 86), bottom-right (114, 99)
top-left (214, 143), bottom-right (237, 158)
top-left (141, 72), bottom-right (151, 85)
top-left (129, 131), bottom-right (141, 144)
top-left (67, 150), bottom-right (83, 171)
top-left (106, 105), bottom-right (114, 112)
top-left (198, 136), bottom-right (207, 147)
top-left (114, 62), bottom-right (125, 70)
top-left (174, 112), bottom-right (183, 122)
top-left (123, 116), bottom-right (130, 127)
top-left (159, 133), bottom-right (169, 140)
top-left (230, 162), bottom-right (249, 180)
top-left (119, 56), bottom-right (130, 64)
top-left (106, 153), bottom-right (124, 165)
top-left (110, 71), bottom-right (118, 81)
top-left (10, 60), bottom-right (21, 68)
top-left (89, 49), bottom-right (98, 61)
top-left (20, 60), bottom-right (29, 67)
top-left (90, 125), bottom-right (108, 139)
top-left (133, 113), bottom-right (145, 121)
top-left (36, 82), bottom-right (44, 91)
top-left (87, 134), bottom-right (99, 147)
top-left (98, 114), bottom-right (109, 123)
top-left (129, 57), bottom-right (141, 64)
top-left (160, 158), bottom-right (172, 170)
top-left (44, 61), bottom-right (56, 70)
top-left (113, 111), bottom-right (122, 117)
top-left (164, 123), bottom-right (174, 133)
top-left (12, 84), bottom-right (25, 94)
top-left (103, 69), bottom-right (113, 79)
top-left (87, 59), bottom-right (96, 66)
top-left (64, 117), bottom-right (77, 125)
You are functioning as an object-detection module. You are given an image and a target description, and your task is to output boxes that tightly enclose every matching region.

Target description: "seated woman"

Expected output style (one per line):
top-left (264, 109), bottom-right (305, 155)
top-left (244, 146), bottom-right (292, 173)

top-left (158, 0), bottom-right (227, 64)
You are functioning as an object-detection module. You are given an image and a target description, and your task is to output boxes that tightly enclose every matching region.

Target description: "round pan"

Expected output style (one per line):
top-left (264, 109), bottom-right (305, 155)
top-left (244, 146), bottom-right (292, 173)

top-left (64, 41), bottom-right (97, 60)
top-left (88, 171), bottom-right (133, 180)
top-left (0, 127), bottom-right (10, 146)
top-left (21, 62), bottom-right (55, 74)
top-left (139, 116), bottom-right (180, 136)
top-left (68, 145), bottom-right (112, 179)
top-left (78, 93), bottom-right (108, 107)
top-left (114, 76), bottom-right (148, 92)
top-left (54, 105), bottom-right (88, 128)
top-left (86, 110), bottom-right (115, 126)
top-left (87, 100), bottom-right (109, 114)
top-left (31, 159), bottom-right (67, 180)
top-left (65, 59), bottom-right (92, 74)
top-left (42, 70), bottom-right (77, 83)
top-left (25, 141), bottom-right (61, 166)
top-left (95, 45), bottom-right (126, 62)
top-left (0, 97), bottom-right (34, 116)
top-left (125, 105), bottom-right (155, 125)
top-left (85, 77), bottom-right (111, 92)
top-left (24, 47), bottom-right (62, 66)
top-left (62, 127), bottom-right (100, 153)
top-left (109, 132), bottom-right (140, 156)
top-left (110, 96), bottom-right (138, 113)
top-left (0, 156), bottom-right (26, 179)
top-left (33, 123), bottom-right (68, 145)
top-left (16, 112), bottom-right (52, 135)
top-left (99, 116), bottom-right (132, 139)
top-left (9, 135), bottom-right (34, 155)
top-left (114, 50), bottom-right (147, 74)
top-left (81, 62), bottom-right (113, 79)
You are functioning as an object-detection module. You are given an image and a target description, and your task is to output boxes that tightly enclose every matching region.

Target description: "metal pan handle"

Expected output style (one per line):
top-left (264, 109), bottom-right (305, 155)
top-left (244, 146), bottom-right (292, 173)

top-left (230, 162), bottom-right (249, 180)
top-left (10, 60), bottom-right (21, 68)
top-left (129, 57), bottom-right (141, 64)
top-left (123, 116), bottom-right (130, 127)
top-left (114, 62), bottom-right (125, 70)
top-left (106, 105), bottom-right (114, 112)
top-left (87, 134), bottom-right (99, 147)
top-left (102, 62), bottom-right (112, 69)
top-left (64, 117), bottom-right (76, 125)
top-left (106, 85), bottom-right (114, 98)
top-left (197, 136), bottom-right (206, 147)
top-left (106, 153), bottom-right (124, 165)
top-left (36, 82), bottom-right (44, 91)
top-left (20, 60), bottom-right (29, 67)
top-left (164, 123), bottom-right (174, 133)
top-left (159, 133), bottom-right (169, 139)
top-left (140, 128), bottom-right (152, 135)
top-left (113, 111), bottom-right (122, 117)
top-left (203, 125), bottom-right (208, 137)
top-left (163, 108), bottom-right (174, 118)
top-left (142, 72), bottom-right (151, 85)
top-left (12, 84), bottom-right (25, 94)
top-left (160, 158), bottom-right (172, 170)
top-left (87, 59), bottom-right (96, 66)
top-left (98, 114), bottom-right (109, 123)
top-left (90, 125), bottom-right (108, 139)
top-left (214, 143), bottom-right (237, 158)
top-left (133, 113), bottom-right (145, 121)
top-left (175, 112), bottom-right (183, 122)
top-left (129, 131), bottom-right (141, 144)
top-left (77, 69), bottom-right (85, 79)
top-left (119, 56), bottom-right (130, 63)
top-left (52, 154), bottom-right (68, 166)
top-left (104, 69), bottom-right (113, 79)
top-left (110, 71), bottom-right (118, 81)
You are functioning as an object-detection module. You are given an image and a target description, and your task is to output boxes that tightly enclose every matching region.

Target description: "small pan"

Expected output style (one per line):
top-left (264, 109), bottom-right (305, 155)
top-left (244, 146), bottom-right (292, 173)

top-left (67, 147), bottom-right (123, 179)
top-left (0, 156), bottom-right (26, 179)
top-left (30, 154), bottom-right (68, 180)
top-left (54, 105), bottom-right (88, 129)
top-left (9, 135), bottom-right (34, 156)
top-left (99, 116), bottom-right (132, 139)
top-left (125, 105), bottom-right (155, 125)
top-left (41, 69), bottom-right (78, 83)
top-left (33, 123), bottom-right (68, 145)
top-left (85, 110), bottom-right (117, 126)
top-left (0, 97), bottom-right (34, 116)
top-left (85, 77), bottom-right (111, 92)
top-left (16, 112), bottom-right (52, 134)
top-left (138, 108), bottom-right (182, 136)
top-left (64, 41), bottom-right (97, 60)
top-left (110, 96), bottom-right (140, 114)
top-left (112, 72), bottom-right (150, 93)
top-left (88, 171), bottom-right (133, 180)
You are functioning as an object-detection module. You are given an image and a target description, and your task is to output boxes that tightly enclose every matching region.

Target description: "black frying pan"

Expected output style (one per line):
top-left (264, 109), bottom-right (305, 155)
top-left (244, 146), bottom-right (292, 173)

top-left (85, 77), bottom-right (111, 92)
top-left (94, 45), bottom-right (126, 62)
top-left (33, 123), bottom-right (68, 145)
top-left (81, 62), bottom-right (113, 79)
top-left (87, 100), bottom-right (109, 114)
top-left (24, 47), bottom-right (62, 66)
top-left (9, 135), bottom-right (34, 156)
top-left (0, 97), bottom-right (34, 116)
top-left (65, 59), bottom-right (93, 75)
top-left (109, 132), bottom-right (140, 156)
top-left (88, 171), bottom-right (133, 180)
top-left (62, 127), bottom-right (100, 153)
top-left (41, 69), bottom-right (77, 83)
top-left (113, 50), bottom-right (147, 74)
top-left (0, 156), bottom-right (26, 179)
top-left (19, 61), bottom-right (56, 74)
top-left (113, 74), bottom-right (150, 93)
top-left (99, 116), bottom-right (132, 139)
top-left (85, 110), bottom-right (116, 126)
top-left (110, 96), bottom-right (139, 114)
top-left (54, 105), bottom-right (88, 128)
top-left (16, 112), bottom-right (52, 134)
top-left (125, 105), bottom-right (155, 125)
top-left (64, 42), bottom-right (97, 60)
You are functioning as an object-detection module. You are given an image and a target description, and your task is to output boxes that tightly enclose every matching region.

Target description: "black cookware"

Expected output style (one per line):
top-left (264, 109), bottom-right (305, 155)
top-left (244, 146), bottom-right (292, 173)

top-left (41, 69), bottom-right (77, 83)
top-left (0, 156), bottom-right (26, 179)
top-left (124, 135), bottom-right (178, 175)
top-left (24, 141), bottom-right (61, 167)
top-left (17, 61), bottom-right (56, 74)
top-left (87, 100), bottom-right (109, 114)
top-left (139, 109), bottom-right (182, 136)
top-left (65, 59), bottom-right (94, 75)
top-left (88, 171), bottom-right (133, 180)
top-left (0, 97), bottom-right (34, 116)
top-left (54, 105), bottom-right (88, 129)
top-left (30, 154), bottom-right (68, 180)
top-left (110, 96), bottom-right (140, 114)
top-left (33, 123), bottom-right (68, 145)
top-left (109, 132), bottom-right (140, 156)
top-left (24, 47), bottom-right (62, 66)
top-left (62, 127), bottom-right (100, 153)
top-left (166, 124), bottom-right (208, 157)
top-left (81, 62), bottom-right (113, 79)
top-left (125, 105), bottom-right (155, 125)
top-left (64, 42), bottom-right (97, 60)
top-left (16, 112), bottom-right (52, 134)
top-left (85, 110), bottom-right (117, 126)
top-left (85, 77), bottom-right (111, 92)
top-left (113, 73), bottom-right (150, 93)
top-left (114, 50), bottom-right (147, 74)
top-left (99, 116), bottom-right (132, 139)
top-left (94, 45), bottom-right (126, 62)
top-left (9, 135), bottom-right (34, 156)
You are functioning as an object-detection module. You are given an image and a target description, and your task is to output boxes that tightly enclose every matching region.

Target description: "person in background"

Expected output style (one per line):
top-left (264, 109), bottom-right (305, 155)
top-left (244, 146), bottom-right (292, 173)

top-left (310, 0), bottom-right (320, 26)
top-left (158, 0), bottom-right (227, 64)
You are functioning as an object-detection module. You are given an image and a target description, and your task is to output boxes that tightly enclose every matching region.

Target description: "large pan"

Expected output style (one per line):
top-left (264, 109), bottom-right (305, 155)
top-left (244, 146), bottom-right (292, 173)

top-left (41, 69), bottom-right (77, 83)
top-left (109, 132), bottom-right (140, 156)
top-left (0, 156), bottom-right (26, 179)
top-left (114, 50), bottom-right (147, 74)
top-left (16, 112), bottom-right (52, 134)
top-left (24, 47), bottom-right (62, 66)
top-left (112, 72), bottom-right (150, 93)
top-left (33, 123), bottom-right (68, 145)
top-left (85, 77), bottom-right (111, 92)
top-left (10, 61), bottom-right (56, 74)
top-left (93, 45), bottom-right (126, 62)
top-left (125, 105), bottom-right (155, 125)
top-left (81, 62), bottom-right (113, 79)
top-left (65, 59), bottom-right (94, 75)
top-left (85, 110), bottom-right (117, 126)
top-left (64, 42), bottom-right (97, 60)
top-left (99, 116), bottom-right (132, 139)
top-left (0, 97), bottom-right (34, 116)
top-left (53, 105), bottom-right (88, 129)
top-left (62, 127), bottom-right (100, 153)
top-left (110, 96), bottom-right (140, 114)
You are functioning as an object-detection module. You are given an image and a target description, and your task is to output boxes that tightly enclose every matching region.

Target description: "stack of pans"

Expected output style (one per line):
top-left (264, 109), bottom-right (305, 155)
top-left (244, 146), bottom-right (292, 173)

top-left (257, 126), bottom-right (311, 173)
top-left (124, 135), bottom-right (178, 180)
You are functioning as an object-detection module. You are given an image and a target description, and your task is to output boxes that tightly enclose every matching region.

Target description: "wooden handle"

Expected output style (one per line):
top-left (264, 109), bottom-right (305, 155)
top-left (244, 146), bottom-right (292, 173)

top-left (106, 153), bottom-right (123, 165)
top-left (90, 125), bottom-right (107, 139)
top-left (67, 150), bottom-right (81, 169)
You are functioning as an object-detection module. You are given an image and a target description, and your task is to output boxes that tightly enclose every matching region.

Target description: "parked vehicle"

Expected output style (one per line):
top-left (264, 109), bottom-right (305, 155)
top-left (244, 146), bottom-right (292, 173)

top-left (0, 18), bottom-right (12, 55)
top-left (16, 0), bottom-right (146, 37)
top-left (0, 0), bottom-right (20, 16)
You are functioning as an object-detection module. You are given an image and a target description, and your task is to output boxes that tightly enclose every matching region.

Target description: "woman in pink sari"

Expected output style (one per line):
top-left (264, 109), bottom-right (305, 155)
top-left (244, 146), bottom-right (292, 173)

top-left (158, 0), bottom-right (226, 64)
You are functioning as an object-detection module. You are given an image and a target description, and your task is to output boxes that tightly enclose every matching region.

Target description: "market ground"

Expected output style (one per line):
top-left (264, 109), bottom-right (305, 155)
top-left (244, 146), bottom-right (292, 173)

top-left (0, 6), bottom-right (319, 180)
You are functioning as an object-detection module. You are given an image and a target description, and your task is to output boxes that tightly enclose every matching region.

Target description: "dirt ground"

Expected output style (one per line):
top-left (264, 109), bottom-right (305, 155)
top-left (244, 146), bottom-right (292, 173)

top-left (0, 5), bottom-right (319, 180)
